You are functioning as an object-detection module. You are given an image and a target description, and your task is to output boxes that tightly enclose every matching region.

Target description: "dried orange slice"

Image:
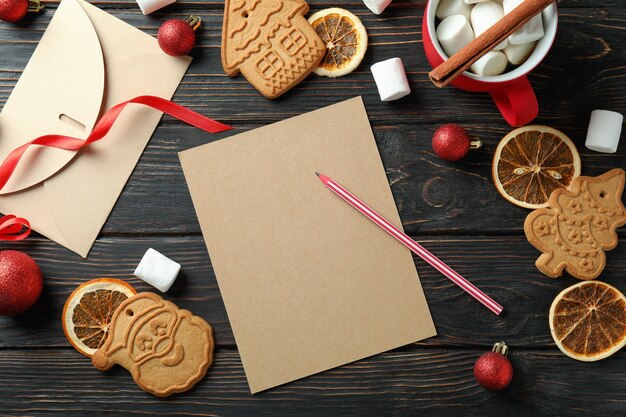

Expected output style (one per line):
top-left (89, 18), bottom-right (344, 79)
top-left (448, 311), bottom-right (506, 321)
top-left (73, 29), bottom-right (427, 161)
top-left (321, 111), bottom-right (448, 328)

top-left (62, 278), bottom-right (136, 357)
top-left (308, 8), bottom-right (368, 78)
top-left (493, 125), bottom-right (581, 209)
top-left (549, 281), bottom-right (626, 361)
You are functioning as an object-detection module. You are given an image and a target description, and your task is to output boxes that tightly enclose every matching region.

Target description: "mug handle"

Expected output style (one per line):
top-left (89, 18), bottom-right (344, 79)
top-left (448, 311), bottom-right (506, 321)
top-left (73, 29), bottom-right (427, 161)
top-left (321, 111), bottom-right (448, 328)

top-left (489, 76), bottom-right (538, 127)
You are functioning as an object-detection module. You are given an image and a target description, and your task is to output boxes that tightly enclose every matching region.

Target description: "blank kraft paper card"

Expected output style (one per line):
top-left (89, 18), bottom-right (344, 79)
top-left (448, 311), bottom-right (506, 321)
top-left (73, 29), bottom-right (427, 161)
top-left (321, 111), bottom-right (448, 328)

top-left (179, 97), bottom-right (436, 393)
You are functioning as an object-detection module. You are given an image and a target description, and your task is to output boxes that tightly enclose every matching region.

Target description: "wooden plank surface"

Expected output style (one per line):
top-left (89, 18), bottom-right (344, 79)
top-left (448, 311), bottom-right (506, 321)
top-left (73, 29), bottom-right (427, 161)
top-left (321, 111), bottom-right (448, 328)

top-left (102, 124), bottom-right (625, 236)
top-left (0, 0), bottom-right (625, 416)
top-left (0, 4), bottom-right (624, 126)
top-left (1, 235), bottom-right (626, 349)
top-left (0, 2), bottom-right (622, 235)
top-left (1, 348), bottom-right (626, 416)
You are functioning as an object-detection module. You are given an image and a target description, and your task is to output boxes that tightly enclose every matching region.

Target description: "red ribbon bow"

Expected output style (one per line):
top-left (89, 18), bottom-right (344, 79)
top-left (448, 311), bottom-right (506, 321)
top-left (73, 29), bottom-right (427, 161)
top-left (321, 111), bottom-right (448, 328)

top-left (0, 215), bottom-right (30, 241)
top-left (0, 95), bottom-right (233, 241)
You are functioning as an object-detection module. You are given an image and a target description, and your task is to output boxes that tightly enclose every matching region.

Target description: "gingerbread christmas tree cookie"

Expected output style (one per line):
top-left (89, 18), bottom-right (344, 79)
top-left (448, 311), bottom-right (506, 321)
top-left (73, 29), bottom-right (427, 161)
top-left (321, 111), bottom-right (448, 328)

top-left (524, 169), bottom-right (626, 280)
top-left (221, 0), bottom-right (325, 99)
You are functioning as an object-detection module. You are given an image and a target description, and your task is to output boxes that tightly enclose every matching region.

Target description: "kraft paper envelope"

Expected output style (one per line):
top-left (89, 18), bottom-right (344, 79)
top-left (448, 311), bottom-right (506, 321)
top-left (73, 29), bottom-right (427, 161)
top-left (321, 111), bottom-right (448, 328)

top-left (0, 0), bottom-right (191, 257)
top-left (179, 97), bottom-right (437, 393)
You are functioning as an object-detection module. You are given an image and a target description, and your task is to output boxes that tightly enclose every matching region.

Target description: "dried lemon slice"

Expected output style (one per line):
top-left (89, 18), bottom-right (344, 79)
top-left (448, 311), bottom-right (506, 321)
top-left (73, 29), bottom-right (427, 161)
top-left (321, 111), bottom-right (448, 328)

top-left (549, 281), bottom-right (626, 361)
top-left (308, 8), bottom-right (368, 78)
top-left (62, 278), bottom-right (136, 357)
top-left (493, 125), bottom-right (581, 209)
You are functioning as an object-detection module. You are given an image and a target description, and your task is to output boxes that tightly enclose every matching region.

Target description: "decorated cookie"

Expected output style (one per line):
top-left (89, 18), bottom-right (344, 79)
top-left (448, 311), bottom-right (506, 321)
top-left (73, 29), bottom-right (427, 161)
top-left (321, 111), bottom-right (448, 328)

top-left (524, 169), bottom-right (626, 280)
top-left (92, 293), bottom-right (214, 397)
top-left (221, 0), bottom-right (325, 99)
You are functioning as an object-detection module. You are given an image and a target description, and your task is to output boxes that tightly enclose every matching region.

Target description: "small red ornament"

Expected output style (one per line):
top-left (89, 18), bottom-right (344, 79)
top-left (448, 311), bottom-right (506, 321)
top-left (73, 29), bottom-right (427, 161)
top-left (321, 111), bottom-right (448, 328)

top-left (158, 15), bottom-right (202, 57)
top-left (0, 250), bottom-right (43, 316)
top-left (474, 341), bottom-right (513, 391)
top-left (432, 124), bottom-right (482, 162)
top-left (0, 0), bottom-right (43, 23)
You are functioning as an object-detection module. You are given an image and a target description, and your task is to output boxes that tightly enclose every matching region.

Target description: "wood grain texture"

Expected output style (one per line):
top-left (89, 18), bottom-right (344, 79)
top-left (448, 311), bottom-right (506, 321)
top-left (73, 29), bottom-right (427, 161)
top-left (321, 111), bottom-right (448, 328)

top-left (0, 0), bottom-right (624, 416)
top-left (1, 235), bottom-right (625, 349)
top-left (0, 3), bottom-right (622, 235)
top-left (100, 124), bottom-right (626, 236)
top-left (0, 4), bottom-right (623, 126)
top-left (24, 0), bottom-right (626, 7)
top-left (1, 348), bottom-right (625, 416)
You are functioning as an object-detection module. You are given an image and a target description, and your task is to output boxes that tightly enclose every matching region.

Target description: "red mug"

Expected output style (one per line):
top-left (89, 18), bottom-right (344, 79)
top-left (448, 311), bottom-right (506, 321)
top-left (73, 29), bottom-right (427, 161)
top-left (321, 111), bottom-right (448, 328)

top-left (422, 0), bottom-right (558, 126)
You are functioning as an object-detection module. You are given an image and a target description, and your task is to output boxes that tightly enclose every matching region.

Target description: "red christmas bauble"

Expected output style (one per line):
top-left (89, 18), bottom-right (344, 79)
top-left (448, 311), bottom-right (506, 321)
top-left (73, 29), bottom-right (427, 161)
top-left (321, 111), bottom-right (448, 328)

top-left (474, 343), bottom-right (513, 391)
top-left (158, 18), bottom-right (196, 57)
top-left (432, 124), bottom-right (480, 162)
top-left (0, 250), bottom-right (43, 316)
top-left (0, 0), bottom-right (29, 23)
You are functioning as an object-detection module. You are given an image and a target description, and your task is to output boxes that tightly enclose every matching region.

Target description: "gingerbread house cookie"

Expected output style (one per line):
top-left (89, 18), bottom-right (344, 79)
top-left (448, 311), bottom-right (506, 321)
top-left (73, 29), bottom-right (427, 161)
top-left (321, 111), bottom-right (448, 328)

top-left (221, 0), bottom-right (325, 99)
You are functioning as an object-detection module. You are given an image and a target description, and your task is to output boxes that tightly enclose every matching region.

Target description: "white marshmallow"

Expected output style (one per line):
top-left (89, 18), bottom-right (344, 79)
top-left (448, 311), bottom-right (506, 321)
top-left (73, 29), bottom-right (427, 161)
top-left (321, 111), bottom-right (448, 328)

top-left (503, 0), bottom-right (544, 45)
top-left (464, 0), bottom-right (492, 3)
top-left (470, 50), bottom-right (507, 76)
top-left (503, 41), bottom-right (536, 65)
top-left (436, 15), bottom-right (475, 57)
top-left (471, 1), bottom-right (508, 50)
top-left (134, 248), bottom-right (181, 292)
top-left (436, 0), bottom-right (472, 20)
top-left (585, 110), bottom-right (623, 153)
top-left (136, 0), bottom-right (176, 15)
top-left (363, 0), bottom-right (392, 15)
top-left (370, 58), bottom-right (411, 101)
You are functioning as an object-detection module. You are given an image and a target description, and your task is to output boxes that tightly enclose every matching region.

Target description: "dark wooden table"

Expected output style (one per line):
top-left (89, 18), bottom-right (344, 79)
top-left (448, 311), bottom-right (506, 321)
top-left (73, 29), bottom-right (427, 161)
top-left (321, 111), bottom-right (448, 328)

top-left (1, 1), bottom-right (625, 416)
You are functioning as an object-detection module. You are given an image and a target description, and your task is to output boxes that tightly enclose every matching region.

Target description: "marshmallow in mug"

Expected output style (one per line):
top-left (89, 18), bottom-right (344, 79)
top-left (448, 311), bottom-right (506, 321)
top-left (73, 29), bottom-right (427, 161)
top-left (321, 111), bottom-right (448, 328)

top-left (503, 41), bottom-right (536, 65)
top-left (136, 0), bottom-right (176, 15)
top-left (471, 1), bottom-right (508, 50)
top-left (134, 248), bottom-right (181, 292)
top-left (585, 110), bottom-right (623, 154)
top-left (464, 0), bottom-right (491, 3)
top-left (370, 58), bottom-right (411, 101)
top-left (470, 50), bottom-right (507, 76)
top-left (436, 15), bottom-right (475, 57)
top-left (436, 0), bottom-right (472, 20)
top-left (363, 0), bottom-right (392, 15)
top-left (503, 0), bottom-right (544, 45)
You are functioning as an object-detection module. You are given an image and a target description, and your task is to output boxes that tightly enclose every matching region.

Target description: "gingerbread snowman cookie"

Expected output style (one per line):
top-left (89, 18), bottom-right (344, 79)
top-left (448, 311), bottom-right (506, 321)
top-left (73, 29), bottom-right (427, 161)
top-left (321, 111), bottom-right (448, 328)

top-left (92, 293), bottom-right (214, 397)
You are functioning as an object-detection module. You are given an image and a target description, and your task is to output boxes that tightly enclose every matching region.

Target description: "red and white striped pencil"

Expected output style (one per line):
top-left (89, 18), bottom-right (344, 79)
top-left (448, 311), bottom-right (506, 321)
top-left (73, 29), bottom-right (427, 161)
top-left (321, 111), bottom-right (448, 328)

top-left (316, 172), bottom-right (503, 315)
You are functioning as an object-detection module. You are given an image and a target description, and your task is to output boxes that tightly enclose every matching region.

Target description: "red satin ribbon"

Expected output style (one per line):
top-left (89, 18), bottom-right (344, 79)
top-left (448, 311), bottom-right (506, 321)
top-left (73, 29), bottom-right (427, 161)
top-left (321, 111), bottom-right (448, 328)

top-left (0, 215), bottom-right (30, 241)
top-left (0, 95), bottom-right (233, 191)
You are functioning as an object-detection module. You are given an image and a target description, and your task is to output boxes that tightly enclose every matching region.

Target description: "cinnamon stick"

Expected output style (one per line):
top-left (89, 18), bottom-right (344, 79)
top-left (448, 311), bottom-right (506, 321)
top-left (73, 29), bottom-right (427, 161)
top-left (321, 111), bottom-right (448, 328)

top-left (429, 0), bottom-right (554, 87)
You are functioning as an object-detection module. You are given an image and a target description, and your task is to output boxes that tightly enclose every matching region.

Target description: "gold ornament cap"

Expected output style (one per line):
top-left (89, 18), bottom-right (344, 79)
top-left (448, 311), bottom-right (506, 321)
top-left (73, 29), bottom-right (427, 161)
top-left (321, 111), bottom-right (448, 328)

top-left (186, 15), bottom-right (202, 31)
top-left (28, 0), bottom-right (45, 13)
top-left (470, 137), bottom-right (482, 150)
top-left (492, 341), bottom-right (509, 356)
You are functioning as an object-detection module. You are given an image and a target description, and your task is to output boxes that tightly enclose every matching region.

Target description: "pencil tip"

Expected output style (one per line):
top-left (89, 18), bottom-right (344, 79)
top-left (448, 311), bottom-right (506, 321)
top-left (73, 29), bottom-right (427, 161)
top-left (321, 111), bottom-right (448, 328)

top-left (315, 172), bottom-right (320, 177)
